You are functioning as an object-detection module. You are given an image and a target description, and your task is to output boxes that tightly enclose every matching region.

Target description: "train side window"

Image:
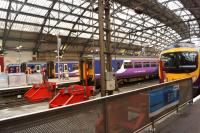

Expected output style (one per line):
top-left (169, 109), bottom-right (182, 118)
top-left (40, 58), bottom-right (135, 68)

top-left (73, 64), bottom-right (78, 71)
top-left (134, 62), bottom-right (142, 68)
top-left (143, 62), bottom-right (150, 67)
top-left (124, 62), bottom-right (133, 68)
top-left (88, 60), bottom-right (93, 69)
top-left (151, 63), bottom-right (157, 67)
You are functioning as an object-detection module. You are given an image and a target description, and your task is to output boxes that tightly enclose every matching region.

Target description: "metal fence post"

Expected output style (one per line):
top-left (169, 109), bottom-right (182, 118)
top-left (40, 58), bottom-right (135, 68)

top-left (103, 99), bottom-right (109, 133)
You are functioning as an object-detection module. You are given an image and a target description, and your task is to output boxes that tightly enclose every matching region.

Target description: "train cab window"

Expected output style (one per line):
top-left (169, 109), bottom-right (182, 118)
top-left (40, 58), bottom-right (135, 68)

top-left (134, 62), bottom-right (142, 68)
top-left (124, 62), bottom-right (133, 68)
top-left (151, 63), bottom-right (157, 67)
top-left (143, 62), bottom-right (150, 67)
top-left (87, 60), bottom-right (93, 69)
top-left (161, 52), bottom-right (198, 73)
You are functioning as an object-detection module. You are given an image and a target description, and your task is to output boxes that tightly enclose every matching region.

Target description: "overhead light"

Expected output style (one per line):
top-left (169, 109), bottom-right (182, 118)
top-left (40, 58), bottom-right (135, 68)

top-left (16, 45), bottom-right (22, 49)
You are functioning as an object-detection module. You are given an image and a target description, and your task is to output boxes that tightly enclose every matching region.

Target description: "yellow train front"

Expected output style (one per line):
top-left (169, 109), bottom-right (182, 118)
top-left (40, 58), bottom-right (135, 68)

top-left (159, 42), bottom-right (200, 96)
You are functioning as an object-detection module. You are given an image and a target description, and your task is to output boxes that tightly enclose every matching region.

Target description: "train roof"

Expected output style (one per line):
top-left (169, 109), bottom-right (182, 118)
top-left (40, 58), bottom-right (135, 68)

top-left (123, 59), bottom-right (158, 62)
top-left (164, 42), bottom-right (196, 50)
top-left (7, 64), bottom-right (20, 66)
top-left (93, 56), bottom-right (158, 60)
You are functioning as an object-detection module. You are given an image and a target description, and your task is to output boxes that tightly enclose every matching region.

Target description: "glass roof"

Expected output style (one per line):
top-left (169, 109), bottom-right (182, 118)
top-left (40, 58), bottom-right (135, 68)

top-left (0, 0), bottom-right (199, 55)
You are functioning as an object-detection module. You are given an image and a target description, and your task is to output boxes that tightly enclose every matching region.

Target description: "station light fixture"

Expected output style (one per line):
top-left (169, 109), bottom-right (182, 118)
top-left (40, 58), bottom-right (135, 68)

top-left (16, 45), bottom-right (23, 50)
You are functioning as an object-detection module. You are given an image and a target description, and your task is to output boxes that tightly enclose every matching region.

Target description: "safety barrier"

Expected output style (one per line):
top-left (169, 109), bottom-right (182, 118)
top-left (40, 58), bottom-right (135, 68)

top-left (0, 78), bottom-right (192, 133)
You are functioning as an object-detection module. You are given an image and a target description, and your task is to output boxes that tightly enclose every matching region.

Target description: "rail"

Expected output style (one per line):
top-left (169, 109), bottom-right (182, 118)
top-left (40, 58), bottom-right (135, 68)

top-left (0, 78), bottom-right (193, 133)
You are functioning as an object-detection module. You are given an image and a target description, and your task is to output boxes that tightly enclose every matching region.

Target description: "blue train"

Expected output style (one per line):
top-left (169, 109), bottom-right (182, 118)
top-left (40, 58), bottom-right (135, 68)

top-left (6, 61), bottom-right (79, 78)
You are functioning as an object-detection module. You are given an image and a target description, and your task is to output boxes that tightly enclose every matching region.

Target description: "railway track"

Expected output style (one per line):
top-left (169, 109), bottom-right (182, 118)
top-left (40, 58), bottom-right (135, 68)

top-left (0, 98), bottom-right (30, 110)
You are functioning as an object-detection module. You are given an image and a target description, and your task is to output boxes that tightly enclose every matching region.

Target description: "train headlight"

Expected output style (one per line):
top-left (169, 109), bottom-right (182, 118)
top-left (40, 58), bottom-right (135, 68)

top-left (192, 76), bottom-right (197, 83)
top-left (164, 78), bottom-right (168, 82)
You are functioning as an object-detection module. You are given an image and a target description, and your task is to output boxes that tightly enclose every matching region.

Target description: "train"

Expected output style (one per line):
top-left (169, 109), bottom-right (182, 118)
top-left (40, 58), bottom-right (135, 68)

top-left (159, 42), bottom-right (200, 96)
top-left (87, 57), bottom-right (159, 89)
top-left (6, 61), bottom-right (79, 78)
top-left (6, 57), bottom-right (158, 86)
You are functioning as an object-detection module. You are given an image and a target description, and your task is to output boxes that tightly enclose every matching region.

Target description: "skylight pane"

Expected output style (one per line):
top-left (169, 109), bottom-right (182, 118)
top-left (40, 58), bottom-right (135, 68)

top-left (0, 11), bottom-right (7, 19)
top-left (0, 0), bottom-right (9, 9)
top-left (28, 0), bottom-right (52, 8)
top-left (0, 21), bottom-right (5, 29)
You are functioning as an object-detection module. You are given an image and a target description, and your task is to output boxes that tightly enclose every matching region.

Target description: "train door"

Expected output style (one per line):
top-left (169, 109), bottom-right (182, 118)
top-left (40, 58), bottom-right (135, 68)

top-left (59, 63), bottom-right (64, 73)
top-left (47, 61), bottom-right (55, 78)
top-left (64, 64), bottom-right (68, 72)
top-left (35, 64), bottom-right (41, 73)
top-left (0, 56), bottom-right (4, 72)
top-left (79, 57), bottom-right (95, 86)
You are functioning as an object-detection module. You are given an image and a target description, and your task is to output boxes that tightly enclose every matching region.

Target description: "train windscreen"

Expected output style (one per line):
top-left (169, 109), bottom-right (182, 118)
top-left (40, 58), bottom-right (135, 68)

top-left (161, 52), bottom-right (198, 73)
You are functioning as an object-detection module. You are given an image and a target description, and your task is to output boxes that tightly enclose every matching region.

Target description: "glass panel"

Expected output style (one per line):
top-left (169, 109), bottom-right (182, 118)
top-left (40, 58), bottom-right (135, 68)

top-left (134, 62), bottom-right (142, 68)
top-left (72, 64), bottom-right (78, 71)
top-left (143, 62), bottom-right (150, 67)
top-left (161, 52), bottom-right (198, 73)
top-left (151, 63), bottom-right (157, 67)
top-left (124, 62), bottom-right (133, 69)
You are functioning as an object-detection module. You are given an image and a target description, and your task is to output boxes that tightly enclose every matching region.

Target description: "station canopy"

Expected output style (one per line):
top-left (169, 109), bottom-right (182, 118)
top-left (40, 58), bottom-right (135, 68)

top-left (0, 0), bottom-right (199, 56)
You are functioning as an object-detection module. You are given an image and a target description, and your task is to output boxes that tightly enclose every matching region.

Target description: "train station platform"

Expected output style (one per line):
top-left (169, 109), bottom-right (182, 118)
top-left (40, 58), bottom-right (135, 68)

top-left (0, 77), bottom-right (80, 91)
top-left (0, 78), bottom-right (196, 133)
top-left (148, 96), bottom-right (200, 133)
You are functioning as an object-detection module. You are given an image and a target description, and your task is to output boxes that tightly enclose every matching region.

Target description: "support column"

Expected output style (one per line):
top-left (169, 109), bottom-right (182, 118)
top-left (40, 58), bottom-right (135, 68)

top-left (98, 0), bottom-right (106, 96)
top-left (105, 0), bottom-right (112, 72)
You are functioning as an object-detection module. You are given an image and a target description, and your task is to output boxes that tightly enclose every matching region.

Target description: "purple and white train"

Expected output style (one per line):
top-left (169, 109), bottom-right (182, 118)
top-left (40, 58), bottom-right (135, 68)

top-left (95, 58), bottom-right (158, 87)
top-left (116, 58), bottom-right (158, 79)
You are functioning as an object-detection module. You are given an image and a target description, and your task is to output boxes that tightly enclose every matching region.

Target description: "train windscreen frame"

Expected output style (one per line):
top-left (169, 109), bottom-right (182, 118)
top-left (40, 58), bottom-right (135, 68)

top-left (161, 52), bottom-right (198, 73)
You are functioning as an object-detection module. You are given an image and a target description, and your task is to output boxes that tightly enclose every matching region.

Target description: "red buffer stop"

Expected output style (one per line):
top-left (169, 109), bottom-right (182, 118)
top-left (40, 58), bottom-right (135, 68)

top-left (24, 82), bottom-right (56, 102)
top-left (49, 85), bottom-right (94, 108)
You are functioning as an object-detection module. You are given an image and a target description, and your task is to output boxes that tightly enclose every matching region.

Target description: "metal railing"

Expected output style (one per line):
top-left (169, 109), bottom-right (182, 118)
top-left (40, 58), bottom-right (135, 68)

top-left (0, 78), bottom-right (193, 133)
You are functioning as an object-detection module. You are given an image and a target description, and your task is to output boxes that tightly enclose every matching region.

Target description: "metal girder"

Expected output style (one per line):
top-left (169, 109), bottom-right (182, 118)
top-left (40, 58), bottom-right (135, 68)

top-left (38, 1), bottom-right (88, 44)
top-left (179, 0), bottom-right (200, 34)
top-left (59, 3), bottom-right (92, 52)
top-left (2, 0), bottom-right (12, 50)
top-left (33, 0), bottom-right (57, 53)
top-left (0, 0), bottom-right (198, 56)
top-left (80, 3), bottom-right (123, 55)
top-left (114, 0), bottom-right (190, 39)
top-left (0, 6), bottom-right (192, 42)
top-left (2, 0), bottom-right (28, 49)
top-left (1, 17), bottom-right (173, 42)
top-left (8, 0), bottom-right (187, 42)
